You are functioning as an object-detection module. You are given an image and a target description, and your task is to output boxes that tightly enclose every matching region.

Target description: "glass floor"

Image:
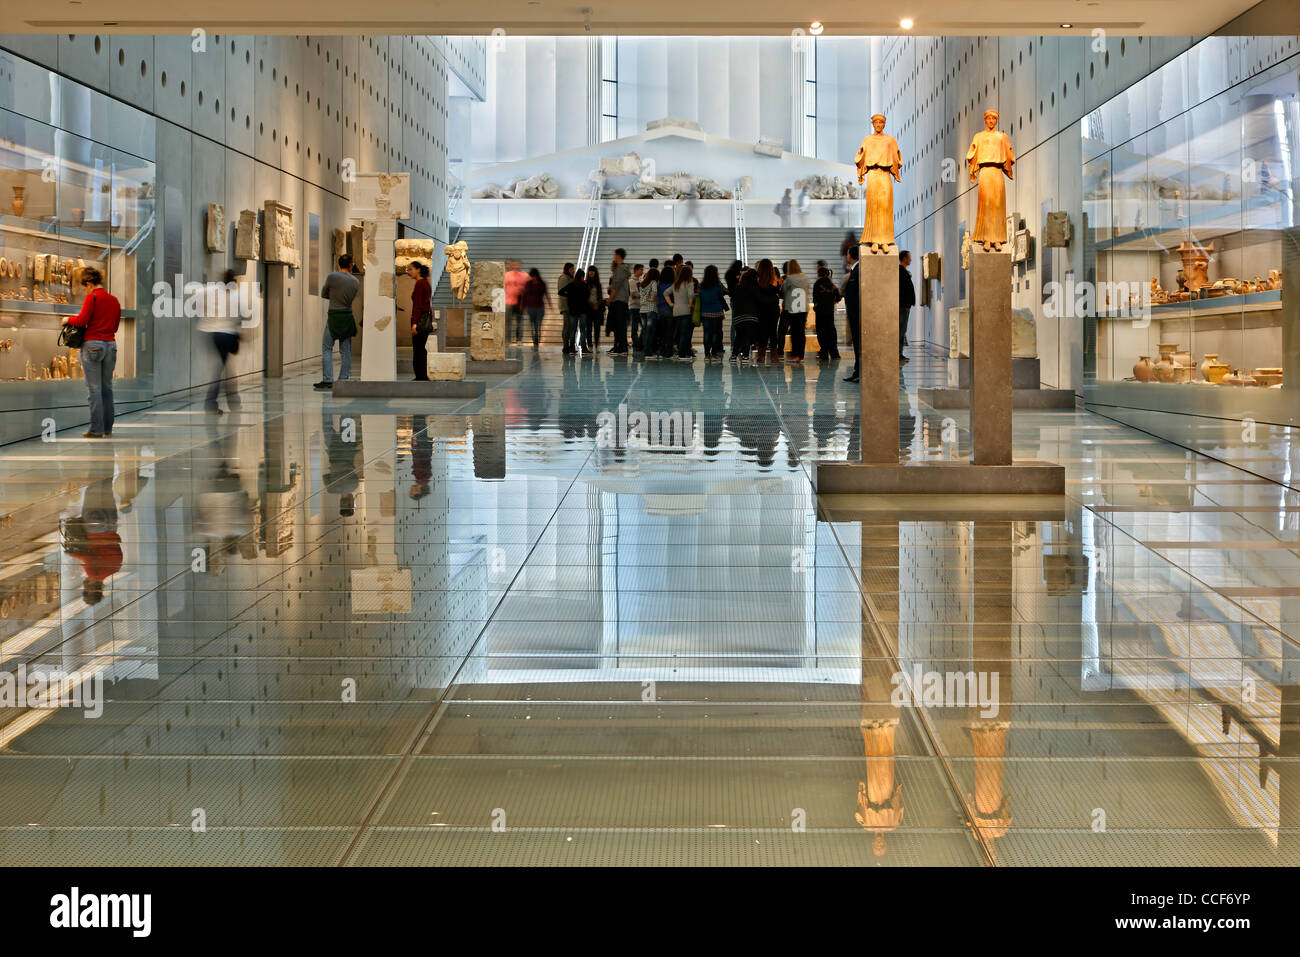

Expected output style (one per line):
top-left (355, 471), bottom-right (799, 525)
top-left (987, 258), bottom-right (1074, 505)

top-left (1, 347), bottom-right (1297, 866)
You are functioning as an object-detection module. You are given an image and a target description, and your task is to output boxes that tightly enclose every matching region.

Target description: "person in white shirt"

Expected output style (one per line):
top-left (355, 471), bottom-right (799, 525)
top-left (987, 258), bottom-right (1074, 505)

top-left (198, 269), bottom-right (248, 414)
top-left (664, 263), bottom-right (696, 361)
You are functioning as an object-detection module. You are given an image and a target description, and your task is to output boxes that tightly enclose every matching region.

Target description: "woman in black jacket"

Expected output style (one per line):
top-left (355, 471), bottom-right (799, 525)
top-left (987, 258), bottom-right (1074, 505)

top-left (729, 269), bottom-right (761, 363)
top-left (754, 258), bottom-right (782, 365)
top-left (563, 272), bottom-right (590, 356)
top-left (585, 266), bottom-right (604, 352)
top-left (812, 266), bottom-right (842, 361)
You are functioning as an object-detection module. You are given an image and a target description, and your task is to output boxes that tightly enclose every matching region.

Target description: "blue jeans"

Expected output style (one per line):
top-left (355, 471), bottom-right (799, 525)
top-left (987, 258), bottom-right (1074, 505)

top-left (81, 340), bottom-right (117, 435)
top-left (675, 315), bottom-right (693, 357)
top-left (640, 312), bottom-right (656, 353)
top-left (702, 314), bottom-right (724, 357)
top-left (527, 307), bottom-right (544, 346)
top-left (322, 322), bottom-right (352, 381)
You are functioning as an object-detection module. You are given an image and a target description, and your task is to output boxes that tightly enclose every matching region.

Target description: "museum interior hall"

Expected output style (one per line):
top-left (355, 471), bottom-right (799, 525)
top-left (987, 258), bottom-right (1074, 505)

top-left (0, 0), bottom-right (1299, 868)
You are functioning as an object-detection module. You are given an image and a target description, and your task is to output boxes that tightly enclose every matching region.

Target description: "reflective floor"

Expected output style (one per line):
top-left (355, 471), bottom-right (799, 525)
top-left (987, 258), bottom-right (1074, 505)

top-left (2, 347), bottom-right (1298, 866)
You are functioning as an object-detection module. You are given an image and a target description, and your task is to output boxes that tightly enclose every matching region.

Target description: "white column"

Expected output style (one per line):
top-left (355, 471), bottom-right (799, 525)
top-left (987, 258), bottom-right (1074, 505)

top-left (360, 219), bottom-right (398, 382)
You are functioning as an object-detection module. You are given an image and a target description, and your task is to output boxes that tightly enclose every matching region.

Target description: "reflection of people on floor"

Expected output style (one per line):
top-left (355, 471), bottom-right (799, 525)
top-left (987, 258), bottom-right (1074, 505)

top-left (64, 466), bottom-right (122, 606)
top-left (322, 410), bottom-right (363, 517)
top-left (409, 414), bottom-right (432, 500)
top-left (196, 454), bottom-right (255, 564)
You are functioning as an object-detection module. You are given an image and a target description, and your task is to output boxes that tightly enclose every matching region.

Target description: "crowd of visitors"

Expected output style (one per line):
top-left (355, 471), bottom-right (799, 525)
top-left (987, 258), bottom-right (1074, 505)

top-left (503, 239), bottom-right (917, 372)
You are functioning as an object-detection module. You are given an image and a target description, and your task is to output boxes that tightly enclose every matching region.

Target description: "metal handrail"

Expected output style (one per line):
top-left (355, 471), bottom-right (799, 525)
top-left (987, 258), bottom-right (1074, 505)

top-left (732, 180), bottom-right (748, 264)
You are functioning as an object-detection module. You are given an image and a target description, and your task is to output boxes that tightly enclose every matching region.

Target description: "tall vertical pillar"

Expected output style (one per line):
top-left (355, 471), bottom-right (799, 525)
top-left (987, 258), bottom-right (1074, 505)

top-left (969, 250), bottom-right (1013, 466)
top-left (359, 219), bottom-right (398, 382)
top-left (860, 249), bottom-right (900, 463)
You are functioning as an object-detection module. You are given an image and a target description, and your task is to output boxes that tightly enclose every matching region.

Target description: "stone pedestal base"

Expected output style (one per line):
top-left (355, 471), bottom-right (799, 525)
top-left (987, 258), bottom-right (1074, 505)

top-left (815, 460), bottom-right (1065, 495)
top-left (919, 387), bottom-right (1076, 409)
top-left (331, 378), bottom-right (484, 398)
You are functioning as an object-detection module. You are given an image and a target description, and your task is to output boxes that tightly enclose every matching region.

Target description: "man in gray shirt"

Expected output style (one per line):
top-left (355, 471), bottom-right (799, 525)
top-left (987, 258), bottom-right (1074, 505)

top-left (316, 254), bottom-right (361, 389)
top-left (606, 248), bottom-right (632, 356)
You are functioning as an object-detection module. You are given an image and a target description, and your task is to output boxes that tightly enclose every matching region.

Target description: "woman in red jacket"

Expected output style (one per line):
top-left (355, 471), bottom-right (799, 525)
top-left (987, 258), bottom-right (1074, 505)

top-left (407, 262), bottom-right (434, 381)
top-left (64, 267), bottom-right (122, 438)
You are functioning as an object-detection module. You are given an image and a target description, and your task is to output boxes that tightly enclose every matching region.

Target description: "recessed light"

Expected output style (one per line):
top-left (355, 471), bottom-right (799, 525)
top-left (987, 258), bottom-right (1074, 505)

top-left (810, 21), bottom-right (824, 35)
top-left (1060, 22), bottom-right (1073, 28)
top-left (899, 17), bottom-right (914, 29)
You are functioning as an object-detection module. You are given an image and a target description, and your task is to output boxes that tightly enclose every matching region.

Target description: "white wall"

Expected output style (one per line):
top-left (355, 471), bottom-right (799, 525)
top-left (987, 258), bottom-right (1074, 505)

top-left (474, 36), bottom-right (877, 169)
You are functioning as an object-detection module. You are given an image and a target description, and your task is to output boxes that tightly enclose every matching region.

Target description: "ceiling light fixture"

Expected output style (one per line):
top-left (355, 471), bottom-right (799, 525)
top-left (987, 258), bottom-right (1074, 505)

top-left (1060, 22), bottom-right (1073, 28)
top-left (899, 17), bottom-right (915, 29)
top-left (809, 21), bottom-right (824, 35)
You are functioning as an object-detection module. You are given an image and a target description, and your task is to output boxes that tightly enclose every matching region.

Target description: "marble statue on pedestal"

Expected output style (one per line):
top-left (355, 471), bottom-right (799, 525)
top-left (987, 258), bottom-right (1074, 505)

top-left (966, 110), bottom-right (1015, 251)
top-left (855, 114), bottom-right (903, 253)
top-left (443, 241), bottom-right (470, 301)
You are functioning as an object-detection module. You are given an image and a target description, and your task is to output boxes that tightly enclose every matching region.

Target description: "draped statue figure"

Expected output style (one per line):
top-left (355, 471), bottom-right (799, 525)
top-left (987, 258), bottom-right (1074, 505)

top-left (966, 110), bottom-right (1015, 251)
top-left (855, 114), bottom-right (903, 253)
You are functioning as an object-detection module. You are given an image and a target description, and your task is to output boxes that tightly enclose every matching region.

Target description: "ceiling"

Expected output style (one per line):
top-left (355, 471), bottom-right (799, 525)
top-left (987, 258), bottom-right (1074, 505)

top-left (0, 0), bottom-right (1284, 37)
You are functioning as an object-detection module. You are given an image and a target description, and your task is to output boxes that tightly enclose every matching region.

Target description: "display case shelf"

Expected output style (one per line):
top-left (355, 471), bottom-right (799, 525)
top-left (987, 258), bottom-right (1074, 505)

top-left (1097, 288), bottom-right (1281, 320)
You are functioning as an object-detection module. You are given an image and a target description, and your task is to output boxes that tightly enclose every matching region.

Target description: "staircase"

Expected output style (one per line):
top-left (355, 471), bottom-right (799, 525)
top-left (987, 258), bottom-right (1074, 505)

top-left (433, 226), bottom-right (855, 350)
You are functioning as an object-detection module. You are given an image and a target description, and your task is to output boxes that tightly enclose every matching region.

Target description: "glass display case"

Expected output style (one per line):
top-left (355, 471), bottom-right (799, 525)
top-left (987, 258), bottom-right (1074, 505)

top-left (1083, 53), bottom-right (1298, 427)
top-left (0, 104), bottom-right (154, 414)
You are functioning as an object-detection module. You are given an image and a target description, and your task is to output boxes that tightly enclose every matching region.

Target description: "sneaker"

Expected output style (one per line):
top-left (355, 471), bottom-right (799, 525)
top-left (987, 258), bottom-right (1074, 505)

top-left (313, 380), bottom-right (333, 390)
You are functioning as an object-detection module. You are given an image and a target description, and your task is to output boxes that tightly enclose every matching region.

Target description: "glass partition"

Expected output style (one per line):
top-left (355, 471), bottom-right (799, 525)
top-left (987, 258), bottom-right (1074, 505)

top-left (0, 104), bottom-right (155, 428)
top-left (1083, 53), bottom-right (1296, 426)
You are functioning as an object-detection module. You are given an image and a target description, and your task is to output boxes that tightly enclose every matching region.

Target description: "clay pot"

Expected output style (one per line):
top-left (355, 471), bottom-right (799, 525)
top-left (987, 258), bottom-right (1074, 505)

top-left (1199, 354), bottom-right (1219, 380)
top-left (1157, 342), bottom-right (1179, 360)
top-left (1154, 355), bottom-right (1177, 383)
top-left (1206, 363), bottom-right (1229, 383)
top-left (10, 186), bottom-right (24, 218)
top-left (1223, 368), bottom-right (1243, 386)
top-left (1133, 356), bottom-right (1155, 382)
top-left (1176, 240), bottom-right (1213, 291)
top-left (1173, 366), bottom-right (1193, 384)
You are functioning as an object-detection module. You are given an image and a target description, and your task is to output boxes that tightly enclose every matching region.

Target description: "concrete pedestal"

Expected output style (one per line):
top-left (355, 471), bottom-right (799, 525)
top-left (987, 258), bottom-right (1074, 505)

top-left (263, 263), bottom-right (286, 378)
top-left (918, 386), bottom-right (1076, 409)
top-left (814, 246), bottom-right (1065, 495)
top-left (331, 378), bottom-right (484, 398)
top-left (970, 250), bottom-right (1012, 465)
top-left (816, 460), bottom-right (1065, 494)
top-left (860, 251), bottom-right (900, 463)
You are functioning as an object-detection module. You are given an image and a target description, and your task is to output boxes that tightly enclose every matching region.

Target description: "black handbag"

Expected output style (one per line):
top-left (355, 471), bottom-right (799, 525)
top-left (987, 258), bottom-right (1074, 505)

top-left (58, 322), bottom-right (85, 349)
top-left (414, 307), bottom-right (434, 336)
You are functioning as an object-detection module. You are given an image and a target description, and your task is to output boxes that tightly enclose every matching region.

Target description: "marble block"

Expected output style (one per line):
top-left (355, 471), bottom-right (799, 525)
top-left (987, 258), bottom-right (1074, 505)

top-left (234, 209), bottom-right (260, 260)
top-left (394, 237), bottom-right (434, 270)
top-left (379, 272), bottom-right (395, 298)
top-left (470, 311), bottom-right (506, 361)
top-left (753, 137), bottom-right (784, 158)
top-left (601, 152), bottom-right (642, 176)
top-left (363, 221), bottom-right (379, 267)
top-left (206, 204), bottom-right (226, 252)
top-left (263, 200), bottom-right (298, 266)
top-left (647, 117), bottom-right (701, 132)
top-left (472, 260), bottom-right (504, 311)
top-left (1043, 211), bottom-right (1072, 247)
top-left (430, 351), bottom-right (466, 380)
